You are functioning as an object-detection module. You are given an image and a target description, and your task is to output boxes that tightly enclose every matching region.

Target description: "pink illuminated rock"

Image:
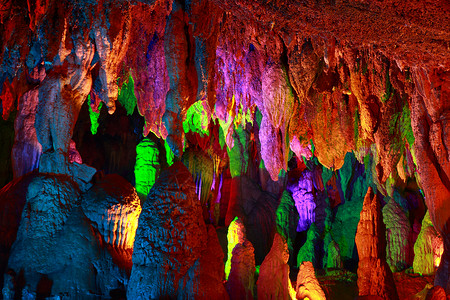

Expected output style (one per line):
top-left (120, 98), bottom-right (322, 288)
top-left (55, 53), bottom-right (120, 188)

top-left (260, 62), bottom-right (294, 181)
top-left (126, 1), bottom-right (170, 137)
top-left (296, 261), bottom-right (326, 300)
top-left (257, 233), bottom-right (295, 300)
top-left (355, 187), bottom-right (399, 300)
top-left (11, 66), bottom-right (45, 178)
top-left (163, 0), bottom-right (195, 156)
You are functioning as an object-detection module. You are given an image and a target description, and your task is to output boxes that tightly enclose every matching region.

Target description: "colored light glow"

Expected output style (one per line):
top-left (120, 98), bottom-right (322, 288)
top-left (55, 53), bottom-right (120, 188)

top-left (225, 217), bottom-right (244, 280)
top-left (164, 140), bottom-right (174, 166)
top-left (117, 74), bottom-right (137, 116)
top-left (434, 238), bottom-right (444, 267)
top-left (183, 100), bottom-right (210, 136)
top-left (134, 138), bottom-right (160, 198)
top-left (88, 95), bottom-right (102, 135)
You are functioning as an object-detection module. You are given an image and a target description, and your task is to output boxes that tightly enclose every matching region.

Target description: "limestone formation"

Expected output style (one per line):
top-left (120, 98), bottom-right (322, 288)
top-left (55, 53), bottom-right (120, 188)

top-left (82, 174), bottom-right (142, 250)
top-left (226, 240), bottom-right (256, 300)
top-left (127, 162), bottom-right (225, 299)
top-left (5, 175), bottom-right (128, 298)
top-left (413, 211), bottom-right (444, 276)
top-left (355, 187), bottom-right (399, 300)
top-left (257, 233), bottom-right (295, 300)
top-left (297, 223), bottom-right (320, 268)
top-left (296, 261), bottom-right (326, 300)
top-left (382, 198), bottom-right (412, 272)
top-left (134, 137), bottom-right (161, 200)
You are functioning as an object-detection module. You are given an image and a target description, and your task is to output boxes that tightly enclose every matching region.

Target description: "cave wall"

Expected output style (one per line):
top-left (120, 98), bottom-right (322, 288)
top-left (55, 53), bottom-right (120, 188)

top-left (0, 0), bottom-right (449, 298)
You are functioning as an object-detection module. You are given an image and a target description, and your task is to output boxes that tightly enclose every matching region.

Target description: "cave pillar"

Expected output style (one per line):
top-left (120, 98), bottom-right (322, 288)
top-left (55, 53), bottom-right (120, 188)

top-left (411, 68), bottom-right (450, 293)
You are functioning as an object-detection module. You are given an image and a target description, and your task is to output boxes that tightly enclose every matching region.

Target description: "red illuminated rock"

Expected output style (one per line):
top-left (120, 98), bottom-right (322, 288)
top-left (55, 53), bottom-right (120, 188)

top-left (355, 187), bottom-right (399, 300)
top-left (163, 0), bottom-right (194, 156)
top-left (226, 240), bottom-right (256, 300)
top-left (296, 261), bottom-right (326, 300)
top-left (425, 286), bottom-right (447, 300)
top-left (11, 66), bottom-right (45, 178)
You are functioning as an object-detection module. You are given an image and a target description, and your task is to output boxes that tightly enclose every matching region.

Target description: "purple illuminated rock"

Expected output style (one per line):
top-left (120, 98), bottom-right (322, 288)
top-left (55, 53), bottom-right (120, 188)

top-left (287, 169), bottom-right (315, 232)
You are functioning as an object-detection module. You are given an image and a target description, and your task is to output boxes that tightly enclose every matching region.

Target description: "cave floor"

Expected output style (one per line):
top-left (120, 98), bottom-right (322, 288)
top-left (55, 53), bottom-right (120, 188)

top-left (313, 270), bottom-right (434, 299)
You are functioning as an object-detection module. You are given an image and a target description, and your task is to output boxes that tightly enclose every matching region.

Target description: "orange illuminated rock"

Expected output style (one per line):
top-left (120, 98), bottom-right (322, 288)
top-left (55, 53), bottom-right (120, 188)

top-left (296, 261), bottom-right (326, 300)
top-left (257, 233), bottom-right (294, 300)
top-left (355, 187), bottom-right (399, 300)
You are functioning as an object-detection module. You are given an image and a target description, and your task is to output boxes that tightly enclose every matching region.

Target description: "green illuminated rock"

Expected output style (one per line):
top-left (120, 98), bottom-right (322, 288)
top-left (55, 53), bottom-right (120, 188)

top-left (118, 74), bottom-right (137, 116)
top-left (88, 97), bottom-right (102, 135)
top-left (183, 100), bottom-right (210, 137)
top-left (297, 223), bottom-right (319, 268)
top-left (134, 138), bottom-right (160, 200)
top-left (276, 191), bottom-right (299, 265)
top-left (227, 124), bottom-right (249, 178)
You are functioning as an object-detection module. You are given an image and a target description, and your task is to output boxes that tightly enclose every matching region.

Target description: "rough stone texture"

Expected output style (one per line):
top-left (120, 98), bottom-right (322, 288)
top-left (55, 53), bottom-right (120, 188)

top-left (296, 261), bottom-right (326, 300)
top-left (382, 199), bottom-right (412, 272)
top-left (275, 191), bottom-right (300, 266)
top-left (413, 211), bottom-right (444, 276)
top-left (331, 152), bottom-right (369, 269)
top-left (128, 162), bottom-right (224, 299)
top-left (82, 174), bottom-right (141, 250)
top-left (126, 1), bottom-right (170, 137)
top-left (163, 0), bottom-right (194, 156)
top-left (326, 239), bottom-right (342, 270)
top-left (225, 240), bottom-right (256, 300)
top-left (287, 168), bottom-right (315, 232)
top-left (11, 66), bottom-right (44, 178)
top-left (256, 233), bottom-right (295, 300)
top-left (4, 174), bottom-right (128, 298)
top-left (0, 173), bottom-right (35, 291)
top-left (182, 148), bottom-right (214, 206)
top-left (225, 176), bottom-right (278, 265)
top-left (260, 62), bottom-right (294, 181)
top-left (425, 286), bottom-right (447, 300)
top-left (196, 224), bottom-right (229, 300)
top-left (134, 137), bottom-right (161, 199)
top-left (355, 187), bottom-right (399, 300)
top-left (297, 223), bottom-right (320, 268)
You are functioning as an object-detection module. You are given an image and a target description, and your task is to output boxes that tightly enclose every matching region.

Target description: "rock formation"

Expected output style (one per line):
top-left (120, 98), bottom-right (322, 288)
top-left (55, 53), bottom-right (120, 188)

top-left (382, 198), bottom-right (412, 272)
top-left (128, 162), bottom-right (226, 299)
top-left (257, 233), bottom-right (296, 300)
top-left (296, 261), bottom-right (326, 300)
top-left (413, 211), bottom-right (444, 276)
top-left (225, 218), bottom-right (256, 299)
top-left (355, 187), bottom-right (399, 300)
top-left (0, 0), bottom-right (449, 298)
